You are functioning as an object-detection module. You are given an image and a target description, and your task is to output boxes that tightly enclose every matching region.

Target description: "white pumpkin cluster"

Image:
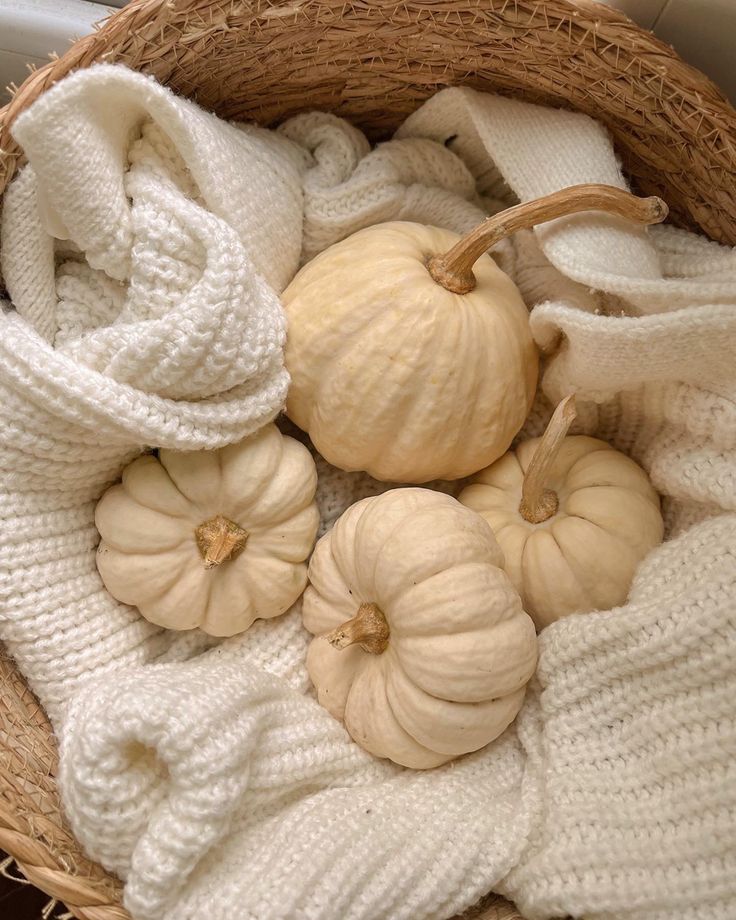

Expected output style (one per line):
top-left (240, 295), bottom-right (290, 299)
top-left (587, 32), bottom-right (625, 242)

top-left (96, 185), bottom-right (666, 768)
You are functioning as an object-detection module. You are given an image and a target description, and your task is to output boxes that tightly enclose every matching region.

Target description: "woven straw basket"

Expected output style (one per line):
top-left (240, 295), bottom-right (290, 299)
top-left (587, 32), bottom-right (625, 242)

top-left (1, 1), bottom-right (736, 918)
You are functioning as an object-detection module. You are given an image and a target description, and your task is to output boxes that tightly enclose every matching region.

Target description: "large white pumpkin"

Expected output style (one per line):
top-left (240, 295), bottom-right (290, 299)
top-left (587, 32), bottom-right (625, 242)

top-left (283, 185), bottom-right (667, 483)
top-left (283, 221), bottom-right (537, 483)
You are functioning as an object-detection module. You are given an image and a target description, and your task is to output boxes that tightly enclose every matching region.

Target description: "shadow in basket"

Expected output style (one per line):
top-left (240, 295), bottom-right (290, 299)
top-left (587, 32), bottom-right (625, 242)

top-left (0, 850), bottom-right (65, 918)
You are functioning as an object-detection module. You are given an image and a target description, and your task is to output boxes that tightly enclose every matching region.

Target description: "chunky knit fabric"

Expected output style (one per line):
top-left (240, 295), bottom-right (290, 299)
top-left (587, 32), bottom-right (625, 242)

top-left (0, 66), bottom-right (304, 723)
top-left (0, 67), bottom-right (734, 920)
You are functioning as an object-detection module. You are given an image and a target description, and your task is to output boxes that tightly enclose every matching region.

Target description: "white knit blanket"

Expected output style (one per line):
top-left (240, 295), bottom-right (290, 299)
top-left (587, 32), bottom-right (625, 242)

top-left (1, 66), bottom-right (734, 920)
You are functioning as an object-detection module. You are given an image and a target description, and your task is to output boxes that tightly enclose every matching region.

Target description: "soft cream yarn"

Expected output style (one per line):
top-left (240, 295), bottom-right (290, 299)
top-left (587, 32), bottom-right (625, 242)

top-left (0, 66), bottom-right (734, 920)
top-left (0, 65), bottom-right (303, 724)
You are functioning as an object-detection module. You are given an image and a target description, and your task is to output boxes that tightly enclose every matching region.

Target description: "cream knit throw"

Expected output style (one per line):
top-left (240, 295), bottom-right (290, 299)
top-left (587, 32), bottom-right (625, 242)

top-left (0, 67), bottom-right (734, 920)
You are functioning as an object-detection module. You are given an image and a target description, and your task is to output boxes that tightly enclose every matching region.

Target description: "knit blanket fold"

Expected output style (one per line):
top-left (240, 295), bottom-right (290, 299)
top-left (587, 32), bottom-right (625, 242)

top-left (1, 65), bottom-right (734, 920)
top-left (0, 66), bottom-right (305, 722)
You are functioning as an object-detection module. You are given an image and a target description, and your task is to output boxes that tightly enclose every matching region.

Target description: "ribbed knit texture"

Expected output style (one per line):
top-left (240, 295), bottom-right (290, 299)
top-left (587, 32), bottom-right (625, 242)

top-left (0, 69), bottom-right (734, 920)
top-left (501, 514), bottom-right (736, 920)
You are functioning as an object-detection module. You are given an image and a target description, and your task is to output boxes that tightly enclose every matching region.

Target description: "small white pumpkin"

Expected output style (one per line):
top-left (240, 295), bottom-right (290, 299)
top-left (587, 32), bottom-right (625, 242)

top-left (302, 488), bottom-right (538, 769)
top-left (283, 185), bottom-right (666, 482)
top-left (95, 423), bottom-right (319, 636)
top-left (459, 396), bottom-right (664, 630)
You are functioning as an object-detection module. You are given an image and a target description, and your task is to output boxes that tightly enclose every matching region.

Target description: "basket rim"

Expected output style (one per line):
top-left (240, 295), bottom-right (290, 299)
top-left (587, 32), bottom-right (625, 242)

top-left (1, 0), bottom-right (736, 244)
top-left (0, 646), bottom-right (129, 920)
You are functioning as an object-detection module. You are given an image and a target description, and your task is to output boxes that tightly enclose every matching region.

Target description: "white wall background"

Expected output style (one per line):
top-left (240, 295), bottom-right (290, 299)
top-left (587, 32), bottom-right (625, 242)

top-left (0, 0), bottom-right (117, 103)
top-left (607, 0), bottom-right (736, 103)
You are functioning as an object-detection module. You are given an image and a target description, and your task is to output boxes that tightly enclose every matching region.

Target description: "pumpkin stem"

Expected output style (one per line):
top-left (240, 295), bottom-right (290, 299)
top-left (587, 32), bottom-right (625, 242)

top-left (519, 395), bottom-right (578, 524)
top-left (324, 602), bottom-right (390, 655)
top-left (427, 184), bottom-right (667, 294)
top-left (195, 514), bottom-right (249, 569)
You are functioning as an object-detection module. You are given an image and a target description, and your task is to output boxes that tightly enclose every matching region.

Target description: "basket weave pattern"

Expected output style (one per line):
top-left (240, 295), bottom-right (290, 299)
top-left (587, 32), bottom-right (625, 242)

top-left (2, 0), bottom-right (736, 240)
top-left (1, 1), bottom-right (735, 918)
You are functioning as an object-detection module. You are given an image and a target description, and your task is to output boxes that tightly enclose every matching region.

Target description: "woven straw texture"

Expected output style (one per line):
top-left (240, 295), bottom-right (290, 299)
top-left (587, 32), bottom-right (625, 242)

top-left (2, 0), bottom-right (736, 241)
top-left (1, 1), bottom-right (735, 918)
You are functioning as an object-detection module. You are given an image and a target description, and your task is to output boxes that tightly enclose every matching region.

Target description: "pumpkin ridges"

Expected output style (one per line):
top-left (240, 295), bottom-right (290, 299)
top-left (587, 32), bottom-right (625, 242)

top-left (95, 423), bottom-right (319, 636)
top-left (245, 503), bottom-right (321, 563)
top-left (386, 663), bottom-right (527, 755)
top-left (303, 489), bottom-right (538, 767)
top-left (306, 638), bottom-right (365, 724)
top-left (95, 544), bottom-right (189, 608)
top-left (371, 303), bottom-right (456, 475)
top-left (200, 563), bottom-right (255, 637)
top-left (550, 515), bottom-right (642, 609)
top-left (310, 296), bottom-right (436, 477)
top-left (402, 283), bottom-right (531, 479)
top-left (434, 282), bottom-right (476, 451)
top-left (394, 602), bottom-right (537, 702)
top-left (327, 496), bottom-right (374, 599)
top-left (239, 555), bottom-right (309, 623)
top-left (95, 483), bottom-right (192, 553)
top-left (217, 424), bottom-right (285, 521)
top-left (351, 489), bottom-right (435, 598)
top-left (390, 259), bottom-right (534, 479)
top-left (284, 220), bottom-right (537, 482)
top-left (516, 435), bottom-right (611, 481)
top-left (371, 504), bottom-right (503, 604)
top-left (562, 447), bottom-right (661, 499)
top-left (469, 256), bottom-right (539, 425)
top-left (469, 450), bottom-right (524, 491)
top-left (135, 560), bottom-right (212, 632)
top-left (343, 652), bottom-right (451, 769)
top-left (229, 437), bottom-right (317, 526)
top-left (388, 561), bottom-right (522, 638)
top-left (302, 537), bottom-right (358, 635)
top-left (284, 248), bottom-right (415, 433)
top-left (157, 447), bottom-right (225, 510)
top-left (490, 523), bottom-right (532, 613)
top-left (520, 529), bottom-right (589, 626)
top-left (564, 485), bottom-right (664, 549)
top-left (120, 454), bottom-right (193, 518)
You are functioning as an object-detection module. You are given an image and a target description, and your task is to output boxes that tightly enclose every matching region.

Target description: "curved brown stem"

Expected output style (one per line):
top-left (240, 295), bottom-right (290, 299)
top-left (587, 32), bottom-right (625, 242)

top-left (519, 395), bottom-right (578, 524)
top-left (428, 184), bottom-right (668, 294)
top-left (324, 602), bottom-right (390, 655)
top-left (195, 514), bottom-right (249, 569)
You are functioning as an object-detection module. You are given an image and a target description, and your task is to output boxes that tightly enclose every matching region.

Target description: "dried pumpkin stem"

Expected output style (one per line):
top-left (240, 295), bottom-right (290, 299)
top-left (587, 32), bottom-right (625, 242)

top-left (195, 514), bottom-right (249, 569)
top-left (519, 395), bottom-right (578, 524)
top-left (428, 184), bottom-right (668, 294)
top-left (325, 602), bottom-right (390, 655)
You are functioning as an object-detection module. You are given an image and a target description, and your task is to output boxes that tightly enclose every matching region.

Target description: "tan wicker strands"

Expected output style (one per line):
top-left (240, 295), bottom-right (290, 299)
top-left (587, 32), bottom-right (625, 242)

top-left (2, 0), bottom-right (736, 242)
top-left (1, 1), bottom-right (736, 917)
top-left (0, 650), bottom-right (128, 920)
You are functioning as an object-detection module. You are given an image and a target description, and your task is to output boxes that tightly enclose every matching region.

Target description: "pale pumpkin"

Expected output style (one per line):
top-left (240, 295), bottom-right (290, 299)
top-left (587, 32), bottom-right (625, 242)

top-left (95, 424), bottom-right (319, 636)
top-left (302, 488), bottom-right (538, 769)
top-left (283, 185), bottom-right (667, 483)
top-left (459, 396), bottom-right (664, 630)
